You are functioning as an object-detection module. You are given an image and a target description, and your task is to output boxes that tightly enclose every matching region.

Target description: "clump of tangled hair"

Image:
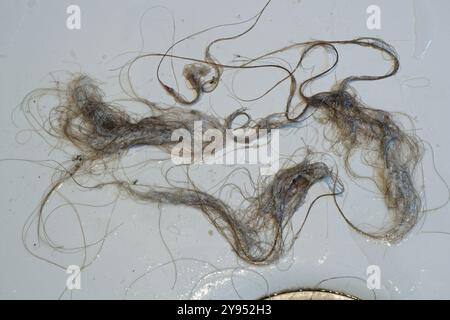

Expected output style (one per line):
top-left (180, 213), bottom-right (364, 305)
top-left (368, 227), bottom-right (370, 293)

top-left (293, 38), bottom-right (423, 243)
top-left (21, 0), bottom-right (428, 267)
top-left (95, 158), bottom-right (340, 264)
top-left (41, 75), bottom-right (290, 164)
top-left (51, 75), bottom-right (223, 160)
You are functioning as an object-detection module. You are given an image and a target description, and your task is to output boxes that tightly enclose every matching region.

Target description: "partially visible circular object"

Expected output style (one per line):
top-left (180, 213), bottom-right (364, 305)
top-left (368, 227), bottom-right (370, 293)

top-left (265, 289), bottom-right (358, 300)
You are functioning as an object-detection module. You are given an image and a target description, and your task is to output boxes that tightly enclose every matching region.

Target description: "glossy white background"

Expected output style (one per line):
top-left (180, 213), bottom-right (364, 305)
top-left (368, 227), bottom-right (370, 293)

top-left (1, 0), bottom-right (449, 299)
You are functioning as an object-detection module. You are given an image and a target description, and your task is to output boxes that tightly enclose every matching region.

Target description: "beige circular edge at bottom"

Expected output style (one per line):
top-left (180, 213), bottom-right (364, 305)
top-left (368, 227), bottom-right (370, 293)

top-left (265, 289), bottom-right (358, 300)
